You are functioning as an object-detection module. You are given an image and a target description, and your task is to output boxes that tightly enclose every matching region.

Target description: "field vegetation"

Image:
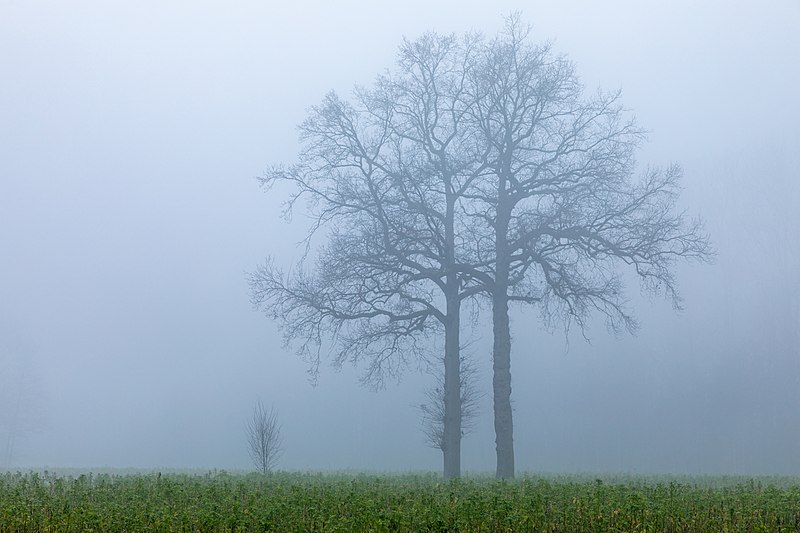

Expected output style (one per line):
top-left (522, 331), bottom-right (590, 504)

top-left (1, 470), bottom-right (799, 531)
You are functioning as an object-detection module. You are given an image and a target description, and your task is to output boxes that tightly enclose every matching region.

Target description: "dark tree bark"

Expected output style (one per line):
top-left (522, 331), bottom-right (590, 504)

top-left (442, 289), bottom-right (461, 477)
top-left (491, 204), bottom-right (514, 479)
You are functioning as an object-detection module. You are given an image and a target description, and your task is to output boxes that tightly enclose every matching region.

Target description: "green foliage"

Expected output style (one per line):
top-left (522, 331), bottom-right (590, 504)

top-left (0, 471), bottom-right (798, 531)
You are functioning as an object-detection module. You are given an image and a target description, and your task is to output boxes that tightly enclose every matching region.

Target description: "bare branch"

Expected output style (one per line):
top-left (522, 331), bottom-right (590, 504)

top-left (246, 401), bottom-right (282, 474)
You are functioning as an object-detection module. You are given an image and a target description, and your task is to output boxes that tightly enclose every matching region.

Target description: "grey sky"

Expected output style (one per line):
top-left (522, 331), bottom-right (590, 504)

top-left (1, 0), bottom-right (798, 473)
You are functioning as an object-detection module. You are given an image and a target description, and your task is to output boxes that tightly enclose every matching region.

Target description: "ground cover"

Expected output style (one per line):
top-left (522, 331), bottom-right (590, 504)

top-left (1, 470), bottom-right (799, 531)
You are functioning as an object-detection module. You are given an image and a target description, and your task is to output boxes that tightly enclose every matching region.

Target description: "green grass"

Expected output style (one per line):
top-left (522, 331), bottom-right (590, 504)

top-left (1, 470), bottom-right (799, 531)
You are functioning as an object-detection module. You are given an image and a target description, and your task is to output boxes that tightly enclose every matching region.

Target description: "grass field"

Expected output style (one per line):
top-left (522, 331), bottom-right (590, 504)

top-left (1, 470), bottom-right (799, 531)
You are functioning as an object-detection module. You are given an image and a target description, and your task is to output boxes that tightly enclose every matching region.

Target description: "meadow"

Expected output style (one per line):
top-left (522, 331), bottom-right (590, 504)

top-left (1, 470), bottom-right (799, 531)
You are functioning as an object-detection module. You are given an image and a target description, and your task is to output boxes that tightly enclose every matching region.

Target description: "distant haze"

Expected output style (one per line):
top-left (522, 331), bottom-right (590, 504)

top-left (1, 0), bottom-right (798, 474)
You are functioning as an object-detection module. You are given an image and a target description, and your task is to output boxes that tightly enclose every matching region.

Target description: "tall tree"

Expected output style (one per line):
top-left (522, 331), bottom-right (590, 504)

top-left (463, 17), bottom-right (712, 478)
top-left (252, 17), bottom-right (711, 480)
top-left (250, 34), bottom-right (487, 478)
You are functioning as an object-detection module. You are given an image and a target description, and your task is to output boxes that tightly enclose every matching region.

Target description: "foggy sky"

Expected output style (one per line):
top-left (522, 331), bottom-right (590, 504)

top-left (1, 0), bottom-right (798, 474)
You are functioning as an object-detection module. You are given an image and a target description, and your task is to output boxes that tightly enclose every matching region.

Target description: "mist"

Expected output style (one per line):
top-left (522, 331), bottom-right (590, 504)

top-left (1, 0), bottom-right (798, 475)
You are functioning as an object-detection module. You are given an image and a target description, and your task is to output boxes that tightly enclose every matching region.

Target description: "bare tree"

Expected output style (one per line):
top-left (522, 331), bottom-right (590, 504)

top-left (460, 15), bottom-right (713, 478)
top-left (251, 16), bottom-right (711, 481)
top-left (250, 33), bottom-right (488, 479)
top-left (420, 355), bottom-right (483, 451)
top-left (246, 401), bottom-right (282, 474)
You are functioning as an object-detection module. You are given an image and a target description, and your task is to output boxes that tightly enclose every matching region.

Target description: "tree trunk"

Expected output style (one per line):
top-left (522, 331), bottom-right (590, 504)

top-left (442, 290), bottom-right (462, 479)
top-left (441, 179), bottom-right (462, 480)
top-left (493, 210), bottom-right (515, 479)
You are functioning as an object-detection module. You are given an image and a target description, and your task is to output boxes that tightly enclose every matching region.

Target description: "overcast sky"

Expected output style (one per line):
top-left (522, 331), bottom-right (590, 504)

top-left (1, 0), bottom-right (798, 474)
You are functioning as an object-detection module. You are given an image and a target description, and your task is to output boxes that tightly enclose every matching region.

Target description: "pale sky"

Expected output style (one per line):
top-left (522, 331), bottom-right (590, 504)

top-left (1, 0), bottom-right (798, 474)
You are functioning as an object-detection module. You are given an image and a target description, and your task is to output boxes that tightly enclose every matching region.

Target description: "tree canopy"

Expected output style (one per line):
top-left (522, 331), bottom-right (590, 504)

top-left (251, 15), bottom-right (712, 479)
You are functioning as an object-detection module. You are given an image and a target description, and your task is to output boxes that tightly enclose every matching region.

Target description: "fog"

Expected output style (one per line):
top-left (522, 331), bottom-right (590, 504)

top-left (1, 0), bottom-right (798, 474)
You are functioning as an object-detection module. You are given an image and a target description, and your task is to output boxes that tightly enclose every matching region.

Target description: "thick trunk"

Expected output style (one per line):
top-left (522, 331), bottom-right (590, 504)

top-left (442, 290), bottom-right (461, 479)
top-left (493, 212), bottom-right (514, 479)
